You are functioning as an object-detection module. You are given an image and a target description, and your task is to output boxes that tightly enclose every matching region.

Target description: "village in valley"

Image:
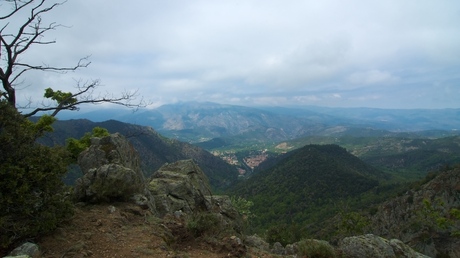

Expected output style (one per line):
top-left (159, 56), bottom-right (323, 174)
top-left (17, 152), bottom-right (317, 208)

top-left (211, 149), bottom-right (271, 176)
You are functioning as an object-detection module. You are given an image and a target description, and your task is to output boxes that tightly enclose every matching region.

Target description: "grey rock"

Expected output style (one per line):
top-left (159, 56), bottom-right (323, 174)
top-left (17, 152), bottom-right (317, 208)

top-left (148, 159), bottom-right (213, 216)
top-left (205, 195), bottom-right (243, 233)
top-left (244, 234), bottom-right (270, 252)
top-left (78, 133), bottom-right (142, 176)
top-left (285, 243), bottom-right (298, 255)
top-left (8, 242), bottom-right (39, 258)
top-left (74, 133), bottom-right (156, 212)
top-left (338, 234), bottom-right (430, 258)
top-left (389, 239), bottom-right (431, 258)
top-left (108, 205), bottom-right (116, 213)
top-left (75, 164), bottom-right (144, 202)
top-left (271, 242), bottom-right (285, 255)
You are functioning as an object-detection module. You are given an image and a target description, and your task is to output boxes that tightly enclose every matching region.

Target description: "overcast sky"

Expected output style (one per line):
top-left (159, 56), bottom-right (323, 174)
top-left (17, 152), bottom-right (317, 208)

top-left (4, 0), bottom-right (460, 109)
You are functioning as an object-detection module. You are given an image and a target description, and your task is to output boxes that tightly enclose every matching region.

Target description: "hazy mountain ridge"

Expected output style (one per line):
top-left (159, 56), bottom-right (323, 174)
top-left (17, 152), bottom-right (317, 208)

top-left (57, 102), bottom-right (460, 145)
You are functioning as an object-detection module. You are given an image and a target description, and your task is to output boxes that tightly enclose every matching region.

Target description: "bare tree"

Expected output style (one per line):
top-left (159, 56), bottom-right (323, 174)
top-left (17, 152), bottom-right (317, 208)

top-left (0, 0), bottom-right (144, 117)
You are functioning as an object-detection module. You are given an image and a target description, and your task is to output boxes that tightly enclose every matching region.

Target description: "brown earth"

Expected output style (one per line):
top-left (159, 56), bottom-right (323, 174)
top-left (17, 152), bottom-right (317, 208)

top-left (36, 203), bottom-right (274, 258)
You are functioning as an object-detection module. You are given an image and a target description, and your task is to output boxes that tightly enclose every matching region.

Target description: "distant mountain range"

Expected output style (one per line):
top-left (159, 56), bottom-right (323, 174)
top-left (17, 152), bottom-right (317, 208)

top-left (57, 102), bottom-right (460, 145)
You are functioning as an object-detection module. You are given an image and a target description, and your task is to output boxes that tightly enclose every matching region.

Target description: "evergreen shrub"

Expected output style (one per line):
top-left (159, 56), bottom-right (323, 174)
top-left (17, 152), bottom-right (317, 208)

top-left (0, 101), bottom-right (73, 249)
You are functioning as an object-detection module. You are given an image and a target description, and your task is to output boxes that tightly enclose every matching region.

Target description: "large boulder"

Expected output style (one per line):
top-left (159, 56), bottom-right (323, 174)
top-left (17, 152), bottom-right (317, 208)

top-left (148, 159), bottom-right (213, 216)
top-left (78, 132), bottom-right (142, 175)
top-left (338, 234), bottom-right (430, 258)
top-left (7, 242), bottom-right (40, 258)
top-left (74, 133), bottom-right (151, 205)
top-left (149, 159), bottom-right (244, 234)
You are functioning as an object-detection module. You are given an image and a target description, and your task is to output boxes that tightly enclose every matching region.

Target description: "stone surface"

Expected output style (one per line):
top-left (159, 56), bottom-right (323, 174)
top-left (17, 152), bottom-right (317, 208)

top-left (8, 242), bottom-right (39, 258)
top-left (244, 235), bottom-right (270, 252)
top-left (270, 242), bottom-right (285, 255)
top-left (205, 195), bottom-right (243, 233)
top-left (338, 234), bottom-right (430, 258)
top-left (78, 133), bottom-right (142, 176)
top-left (148, 159), bottom-right (213, 216)
top-left (74, 133), bottom-right (153, 207)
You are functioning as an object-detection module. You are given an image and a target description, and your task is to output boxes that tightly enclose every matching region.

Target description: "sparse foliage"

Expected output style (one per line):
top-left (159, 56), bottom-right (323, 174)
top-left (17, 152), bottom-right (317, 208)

top-left (230, 196), bottom-right (254, 220)
top-left (265, 223), bottom-right (303, 246)
top-left (66, 126), bottom-right (110, 159)
top-left (337, 211), bottom-right (370, 236)
top-left (415, 198), bottom-right (460, 238)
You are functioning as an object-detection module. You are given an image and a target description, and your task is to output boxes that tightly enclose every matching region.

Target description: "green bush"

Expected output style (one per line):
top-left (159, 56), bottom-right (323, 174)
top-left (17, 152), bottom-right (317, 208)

top-left (265, 224), bottom-right (302, 246)
top-left (0, 101), bottom-right (73, 249)
top-left (230, 196), bottom-right (254, 218)
top-left (66, 126), bottom-right (110, 159)
top-left (297, 239), bottom-right (337, 258)
top-left (186, 212), bottom-right (222, 237)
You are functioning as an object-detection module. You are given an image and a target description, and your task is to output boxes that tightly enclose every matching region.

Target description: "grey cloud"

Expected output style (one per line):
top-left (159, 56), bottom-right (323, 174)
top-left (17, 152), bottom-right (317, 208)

top-left (5, 0), bottom-right (460, 109)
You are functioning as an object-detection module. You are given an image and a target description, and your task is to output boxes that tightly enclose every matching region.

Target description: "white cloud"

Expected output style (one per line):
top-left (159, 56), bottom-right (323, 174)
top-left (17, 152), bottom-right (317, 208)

top-left (3, 0), bottom-right (460, 109)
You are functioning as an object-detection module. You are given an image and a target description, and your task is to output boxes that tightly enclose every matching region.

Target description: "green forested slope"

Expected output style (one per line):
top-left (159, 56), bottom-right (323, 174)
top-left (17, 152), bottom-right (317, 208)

top-left (275, 135), bottom-right (460, 181)
top-left (229, 144), bottom-right (389, 238)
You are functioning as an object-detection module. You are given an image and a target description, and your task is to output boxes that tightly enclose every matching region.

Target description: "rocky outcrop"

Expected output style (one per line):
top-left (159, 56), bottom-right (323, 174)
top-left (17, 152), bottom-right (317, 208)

top-left (74, 133), bottom-right (153, 207)
top-left (338, 234), bottom-right (430, 258)
top-left (148, 159), bottom-right (213, 216)
top-left (148, 159), bottom-right (243, 233)
top-left (244, 235), bottom-right (270, 252)
top-left (370, 167), bottom-right (460, 257)
top-left (73, 134), bottom-right (241, 229)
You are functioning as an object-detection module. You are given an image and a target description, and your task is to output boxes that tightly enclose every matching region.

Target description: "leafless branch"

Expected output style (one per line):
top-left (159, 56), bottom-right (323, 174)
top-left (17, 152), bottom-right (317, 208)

top-left (12, 56), bottom-right (91, 84)
top-left (1, 0), bottom-right (67, 107)
top-left (0, 0), bottom-right (35, 20)
top-left (22, 80), bottom-right (149, 118)
top-left (1, 1), bottom-right (146, 116)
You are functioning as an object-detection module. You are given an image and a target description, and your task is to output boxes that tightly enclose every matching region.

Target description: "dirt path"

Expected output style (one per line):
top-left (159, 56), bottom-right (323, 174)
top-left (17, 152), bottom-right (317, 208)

top-left (38, 203), bottom-right (225, 258)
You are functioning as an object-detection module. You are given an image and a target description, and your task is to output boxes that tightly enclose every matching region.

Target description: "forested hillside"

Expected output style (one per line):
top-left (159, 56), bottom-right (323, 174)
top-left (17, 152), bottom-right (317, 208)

top-left (229, 144), bottom-right (396, 242)
top-left (278, 135), bottom-right (460, 180)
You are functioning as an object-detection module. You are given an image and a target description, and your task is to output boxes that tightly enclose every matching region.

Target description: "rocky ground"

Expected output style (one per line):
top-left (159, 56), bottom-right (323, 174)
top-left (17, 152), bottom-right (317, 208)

top-left (37, 202), bottom-right (272, 258)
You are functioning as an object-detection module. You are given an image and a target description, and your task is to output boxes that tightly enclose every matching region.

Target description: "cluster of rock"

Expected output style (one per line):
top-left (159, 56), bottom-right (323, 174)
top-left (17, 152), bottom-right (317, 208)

top-left (5, 133), bottom-right (438, 257)
top-left (244, 234), bottom-right (429, 258)
top-left (74, 133), bottom-right (151, 205)
top-left (72, 133), bottom-right (242, 231)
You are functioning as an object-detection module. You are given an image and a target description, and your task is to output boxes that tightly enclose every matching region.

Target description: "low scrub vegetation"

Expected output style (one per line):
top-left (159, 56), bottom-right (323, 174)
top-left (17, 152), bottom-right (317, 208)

top-left (297, 239), bottom-right (337, 258)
